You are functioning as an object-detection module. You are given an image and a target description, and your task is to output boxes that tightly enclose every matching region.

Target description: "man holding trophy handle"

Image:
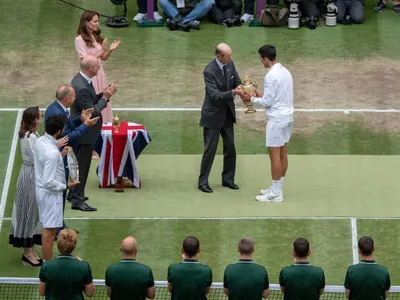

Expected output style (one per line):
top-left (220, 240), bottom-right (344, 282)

top-left (240, 45), bottom-right (294, 203)
top-left (198, 43), bottom-right (243, 193)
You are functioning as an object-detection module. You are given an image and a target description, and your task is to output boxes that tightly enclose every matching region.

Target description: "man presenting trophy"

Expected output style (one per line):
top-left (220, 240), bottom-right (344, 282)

top-left (198, 43), bottom-right (243, 193)
top-left (240, 45), bottom-right (294, 203)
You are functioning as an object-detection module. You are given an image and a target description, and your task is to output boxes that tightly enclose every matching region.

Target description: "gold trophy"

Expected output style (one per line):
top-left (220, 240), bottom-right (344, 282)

top-left (239, 76), bottom-right (257, 114)
top-left (113, 115), bottom-right (120, 133)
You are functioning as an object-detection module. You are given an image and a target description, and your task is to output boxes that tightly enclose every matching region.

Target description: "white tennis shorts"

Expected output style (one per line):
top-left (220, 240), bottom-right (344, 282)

top-left (266, 121), bottom-right (293, 147)
top-left (36, 189), bottom-right (63, 229)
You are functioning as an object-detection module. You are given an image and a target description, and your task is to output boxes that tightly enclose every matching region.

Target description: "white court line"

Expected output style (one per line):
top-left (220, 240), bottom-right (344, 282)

top-left (351, 218), bottom-right (359, 264)
top-left (0, 109), bottom-right (23, 233)
top-left (0, 216), bottom-right (350, 221)
top-left (1, 107), bottom-right (400, 113)
top-left (2, 216), bottom-right (400, 221)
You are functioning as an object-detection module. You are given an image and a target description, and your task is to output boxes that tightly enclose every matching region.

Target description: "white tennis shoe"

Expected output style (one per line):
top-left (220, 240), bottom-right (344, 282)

top-left (260, 187), bottom-right (272, 195)
top-left (133, 13), bottom-right (146, 21)
top-left (256, 190), bottom-right (283, 203)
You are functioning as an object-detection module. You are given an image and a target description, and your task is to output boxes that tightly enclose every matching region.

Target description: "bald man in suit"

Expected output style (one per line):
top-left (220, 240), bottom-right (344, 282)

top-left (198, 43), bottom-right (243, 193)
top-left (69, 55), bottom-right (117, 211)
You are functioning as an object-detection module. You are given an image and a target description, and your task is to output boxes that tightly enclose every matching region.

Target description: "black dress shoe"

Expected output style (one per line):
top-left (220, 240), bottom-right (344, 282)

top-left (67, 196), bottom-right (88, 202)
top-left (222, 182), bottom-right (239, 190)
top-left (198, 184), bottom-right (213, 193)
top-left (71, 202), bottom-right (97, 212)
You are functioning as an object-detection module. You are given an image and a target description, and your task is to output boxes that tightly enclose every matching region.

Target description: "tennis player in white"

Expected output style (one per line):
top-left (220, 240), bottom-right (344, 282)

top-left (241, 45), bottom-right (293, 203)
top-left (34, 115), bottom-right (79, 260)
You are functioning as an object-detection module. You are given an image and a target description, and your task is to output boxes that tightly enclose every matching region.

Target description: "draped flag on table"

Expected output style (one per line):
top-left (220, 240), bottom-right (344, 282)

top-left (97, 122), bottom-right (150, 188)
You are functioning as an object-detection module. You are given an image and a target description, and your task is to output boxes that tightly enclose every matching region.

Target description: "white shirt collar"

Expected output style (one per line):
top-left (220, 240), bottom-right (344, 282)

top-left (80, 71), bottom-right (92, 84)
top-left (215, 58), bottom-right (225, 71)
top-left (57, 101), bottom-right (67, 112)
top-left (44, 132), bottom-right (58, 145)
top-left (270, 62), bottom-right (282, 70)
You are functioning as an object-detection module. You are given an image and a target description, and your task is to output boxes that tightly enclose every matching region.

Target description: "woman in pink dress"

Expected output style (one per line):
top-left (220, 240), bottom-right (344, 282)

top-left (74, 11), bottom-right (121, 124)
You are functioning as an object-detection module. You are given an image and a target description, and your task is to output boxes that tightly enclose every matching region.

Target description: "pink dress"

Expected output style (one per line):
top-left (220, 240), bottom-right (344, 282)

top-left (74, 35), bottom-right (113, 123)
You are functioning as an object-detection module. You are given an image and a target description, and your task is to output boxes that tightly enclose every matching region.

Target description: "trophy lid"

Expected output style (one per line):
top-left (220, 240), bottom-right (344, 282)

top-left (243, 75), bottom-right (250, 84)
top-left (114, 115), bottom-right (119, 121)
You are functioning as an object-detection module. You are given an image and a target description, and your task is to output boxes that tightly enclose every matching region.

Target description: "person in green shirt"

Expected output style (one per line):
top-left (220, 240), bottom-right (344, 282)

top-left (344, 236), bottom-right (391, 300)
top-left (167, 236), bottom-right (212, 300)
top-left (105, 236), bottom-right (155, 300)
top-left (38, 228), bottom-right (95, 299)
top-left (279, 237), bottom-right (325, 300)
top-left (223, 237), bottom-right (270, 300)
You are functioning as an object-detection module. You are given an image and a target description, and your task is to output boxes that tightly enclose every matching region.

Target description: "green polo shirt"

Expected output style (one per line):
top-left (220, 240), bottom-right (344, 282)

top-left (39, 254), bottom-right (93, 300)
top-left (344, 260), bottom-right (390, 300)
top-left (223, 259), bottom-right (269, 300)
top-left (167, 259), bottom-right (212, 300)
top-left (105, 258), bottom-right (154, 300)
top-left (279, 262), bottom-right (325, 300)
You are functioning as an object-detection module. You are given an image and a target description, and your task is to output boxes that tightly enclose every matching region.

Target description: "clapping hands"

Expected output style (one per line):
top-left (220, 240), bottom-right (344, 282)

top-left (81, 108), bottom-right (94, 122)
top-left (103, 83), bottom-right (118, 100)
top-left (101, 38), bottom-right (121, 51)
top-left (80, 108), bottom-right (100, 127)
top-left (109, 40), bottom-right (121, 51)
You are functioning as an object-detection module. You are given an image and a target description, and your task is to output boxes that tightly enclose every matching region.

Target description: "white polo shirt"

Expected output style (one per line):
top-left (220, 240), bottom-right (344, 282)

top-left (251, 63), bottom-right (294, 123)
top-left (33, 133), bottom-right (66, 194)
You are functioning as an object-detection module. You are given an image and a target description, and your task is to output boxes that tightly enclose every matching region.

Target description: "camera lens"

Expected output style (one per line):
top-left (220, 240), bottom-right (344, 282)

top-left (309, 15), bottom-right (316, 29)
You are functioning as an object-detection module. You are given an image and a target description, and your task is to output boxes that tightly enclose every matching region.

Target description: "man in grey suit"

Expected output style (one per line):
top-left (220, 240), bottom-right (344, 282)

top-left (198, 43), bottom-right (243, 193)
top-left (69, 55), bottom-right (117, 211)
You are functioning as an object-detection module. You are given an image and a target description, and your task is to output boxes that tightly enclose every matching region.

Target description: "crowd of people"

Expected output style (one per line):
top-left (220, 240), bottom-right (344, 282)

top-left (9, 10), bottom-right (121, 266)
top-left (131, 0), bottom-right (399, 31)
top-left (6, 5), bottom-right (395, 299)
top-left (35, 233), bottom-right (390, 300)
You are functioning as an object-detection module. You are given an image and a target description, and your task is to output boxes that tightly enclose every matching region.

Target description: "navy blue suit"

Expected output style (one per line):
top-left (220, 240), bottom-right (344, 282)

top-left (45, 100), bottom-right (88, 232)
top-left (45, 100), bottom-right (88, 147)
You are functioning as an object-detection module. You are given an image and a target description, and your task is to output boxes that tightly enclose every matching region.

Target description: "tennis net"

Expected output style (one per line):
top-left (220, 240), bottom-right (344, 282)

top-left (1, 277), bottom-right (400, 299)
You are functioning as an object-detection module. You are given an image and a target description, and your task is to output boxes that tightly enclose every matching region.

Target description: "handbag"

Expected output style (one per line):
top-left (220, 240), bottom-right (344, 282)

top-left (259, 5), bottom-right (289, 26)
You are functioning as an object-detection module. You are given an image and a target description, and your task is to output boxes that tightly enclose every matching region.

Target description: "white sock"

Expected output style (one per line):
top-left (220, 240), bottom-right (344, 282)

top-left (272, 180), bottom-right (281, 194)
top-left (280, 176), bottom-right (285, 186)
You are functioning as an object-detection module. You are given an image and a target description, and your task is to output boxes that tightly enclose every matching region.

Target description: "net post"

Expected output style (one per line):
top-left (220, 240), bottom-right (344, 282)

top-left (147, 0), bottom-right (154, 20)
top-left (257, 0), bottom-right (264, 18)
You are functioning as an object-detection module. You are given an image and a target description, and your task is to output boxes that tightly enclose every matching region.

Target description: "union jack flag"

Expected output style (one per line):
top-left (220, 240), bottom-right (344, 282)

top-left (97, 122), bottom-right (151, 188)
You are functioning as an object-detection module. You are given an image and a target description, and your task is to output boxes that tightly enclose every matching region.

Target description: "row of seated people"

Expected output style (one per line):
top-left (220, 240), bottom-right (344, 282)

top-left (128, 0), bottom-right (399, 31)
top-left (38, 229), bottom-right (390, 300)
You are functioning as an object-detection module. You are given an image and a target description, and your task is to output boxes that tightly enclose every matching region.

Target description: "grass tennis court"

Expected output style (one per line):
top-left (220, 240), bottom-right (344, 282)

top-left (1, 0), bottom-right (400, 297)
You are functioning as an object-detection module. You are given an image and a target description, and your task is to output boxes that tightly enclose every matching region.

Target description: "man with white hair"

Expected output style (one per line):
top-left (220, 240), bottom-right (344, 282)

top-left (69, 55), bottom-right (117, 212)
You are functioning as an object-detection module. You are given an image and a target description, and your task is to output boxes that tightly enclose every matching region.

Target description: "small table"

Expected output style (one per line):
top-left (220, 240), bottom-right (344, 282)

top-left (95, 122), bottom-right (151, 192)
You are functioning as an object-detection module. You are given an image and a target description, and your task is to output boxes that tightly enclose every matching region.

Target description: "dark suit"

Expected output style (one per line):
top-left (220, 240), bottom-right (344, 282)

top-left (198, 58), bottom-right (242, 186)
top-left (45, 100), bottom-right (88, 230)
top-left (45, 100), bottom-right (88, 147)
top-left (69, 72), bottom-right (108, 204)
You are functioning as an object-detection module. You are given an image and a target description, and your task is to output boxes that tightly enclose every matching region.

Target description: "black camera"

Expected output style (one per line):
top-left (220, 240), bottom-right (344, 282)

top-left (344, 14), bottom-right (352, 25)
top-left (222, 15), bottom-right (242, 27)
top-left (308, 14), bottom-right (317, 29)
